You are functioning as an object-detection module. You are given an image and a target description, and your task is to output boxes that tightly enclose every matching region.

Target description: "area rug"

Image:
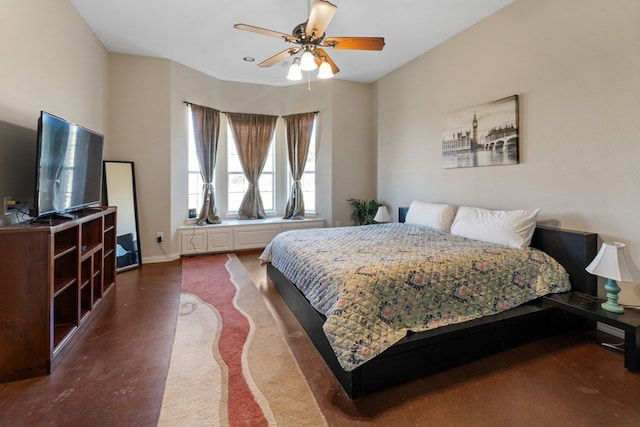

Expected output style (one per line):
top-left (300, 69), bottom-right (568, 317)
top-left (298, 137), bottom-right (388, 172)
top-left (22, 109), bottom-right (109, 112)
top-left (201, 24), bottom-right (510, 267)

top-left (158, 253), bottom-right (326, 427)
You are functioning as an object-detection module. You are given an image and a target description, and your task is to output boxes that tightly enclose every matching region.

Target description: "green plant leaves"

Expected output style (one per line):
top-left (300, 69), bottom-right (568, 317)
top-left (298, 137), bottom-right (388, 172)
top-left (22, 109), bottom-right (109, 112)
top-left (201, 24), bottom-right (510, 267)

top-left (347, 198), bottom-right (382, 225)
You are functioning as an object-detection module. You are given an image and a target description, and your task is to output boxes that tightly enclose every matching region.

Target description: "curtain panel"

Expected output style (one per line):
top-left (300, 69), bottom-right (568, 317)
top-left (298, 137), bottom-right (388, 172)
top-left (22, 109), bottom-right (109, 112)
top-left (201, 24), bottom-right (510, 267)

top-left (283, 112), bottom-right (316, 219)
top-left (226, 112), bottom-right (278, 219)
top-left (189, 103), bottom-right (222, 225)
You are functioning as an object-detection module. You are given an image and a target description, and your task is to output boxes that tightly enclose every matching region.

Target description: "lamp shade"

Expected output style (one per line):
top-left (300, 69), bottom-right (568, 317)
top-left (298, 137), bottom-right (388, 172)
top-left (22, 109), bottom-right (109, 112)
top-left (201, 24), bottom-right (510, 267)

top-left (586, 242), bottom-right (640, 282)
top-left (300, 50), bottom-right (317, 71)
top-left (317, 60), bottom-right (334, 79)
top-left (286, 61), bottom-right (303, 81)
top-left (373, 206), bottom-right (390, 223)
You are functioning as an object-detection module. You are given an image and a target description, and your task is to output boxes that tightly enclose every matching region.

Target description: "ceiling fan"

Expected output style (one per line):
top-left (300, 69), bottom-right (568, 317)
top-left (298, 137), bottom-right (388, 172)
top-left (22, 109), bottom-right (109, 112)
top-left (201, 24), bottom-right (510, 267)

top-left (233, 0), bottom-right (385, 80)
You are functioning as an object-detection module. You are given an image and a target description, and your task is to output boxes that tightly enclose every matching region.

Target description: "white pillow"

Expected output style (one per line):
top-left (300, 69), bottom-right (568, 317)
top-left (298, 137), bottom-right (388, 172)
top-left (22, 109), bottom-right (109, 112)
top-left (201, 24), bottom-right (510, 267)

top-left (450, 206), bottom-right (540, 249)
top-left (404, 201), bottom-right (458, 232)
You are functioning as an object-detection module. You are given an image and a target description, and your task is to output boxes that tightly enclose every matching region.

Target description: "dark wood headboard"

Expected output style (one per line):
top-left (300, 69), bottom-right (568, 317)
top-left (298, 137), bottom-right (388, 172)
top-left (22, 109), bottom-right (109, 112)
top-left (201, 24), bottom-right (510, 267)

top-left (398, 207), bottom-right (598, 295)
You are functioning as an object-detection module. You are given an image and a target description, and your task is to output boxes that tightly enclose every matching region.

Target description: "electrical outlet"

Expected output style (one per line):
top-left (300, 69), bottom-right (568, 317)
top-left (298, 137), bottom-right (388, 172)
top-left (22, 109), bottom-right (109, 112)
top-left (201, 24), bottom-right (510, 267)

top-left (156, 232), bottom-right (163, 243)
top-left (4, 196), bottom-right (13, 216)
top-left (335, 221), bottom-right (341, 227)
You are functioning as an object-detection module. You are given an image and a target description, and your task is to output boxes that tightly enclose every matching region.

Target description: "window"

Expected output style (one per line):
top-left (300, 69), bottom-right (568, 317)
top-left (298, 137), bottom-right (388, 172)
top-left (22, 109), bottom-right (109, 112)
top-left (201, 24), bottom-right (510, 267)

top-left (187, 113), bottom-right (204, 214)
top-left (299, 122), bottom-right (316, 212)
top-left (227, 126), bottom-right (275, 213)
top-left (187, 110), bottom-right (316, 218)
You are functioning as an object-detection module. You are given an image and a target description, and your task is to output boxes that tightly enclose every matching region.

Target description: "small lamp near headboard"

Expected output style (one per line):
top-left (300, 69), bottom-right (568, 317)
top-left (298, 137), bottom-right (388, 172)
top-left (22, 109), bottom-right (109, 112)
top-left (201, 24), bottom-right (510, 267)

top-left (586, 241), bottom-right (640, 313)
top-left (373, 206), bottom-right (390, 223)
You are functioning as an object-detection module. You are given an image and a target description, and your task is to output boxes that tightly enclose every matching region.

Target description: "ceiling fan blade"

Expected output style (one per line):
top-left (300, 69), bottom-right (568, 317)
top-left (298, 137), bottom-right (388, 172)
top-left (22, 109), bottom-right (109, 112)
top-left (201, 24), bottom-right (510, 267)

top-left (258, 48), bottom-right (300, 67)
top-left (306, 0), bottom-right (337, 39)
top-left (323, 37), bottom-right (386, 51)
top-left (234, 23), bottom-right (296, 43)
top-left (315, 48), bottom-right (340, 75)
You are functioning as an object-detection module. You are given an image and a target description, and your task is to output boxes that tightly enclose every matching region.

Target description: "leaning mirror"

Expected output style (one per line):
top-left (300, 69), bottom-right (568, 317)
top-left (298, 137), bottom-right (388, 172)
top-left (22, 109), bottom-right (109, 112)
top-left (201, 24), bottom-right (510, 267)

top-left (103, 161), bottom-right (141, 272)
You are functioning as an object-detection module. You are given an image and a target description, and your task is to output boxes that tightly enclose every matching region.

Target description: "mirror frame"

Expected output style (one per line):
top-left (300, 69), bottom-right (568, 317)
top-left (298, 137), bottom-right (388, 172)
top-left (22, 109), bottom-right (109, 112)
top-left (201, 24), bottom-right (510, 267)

top-left (103, 161), bottom-right (142, 272)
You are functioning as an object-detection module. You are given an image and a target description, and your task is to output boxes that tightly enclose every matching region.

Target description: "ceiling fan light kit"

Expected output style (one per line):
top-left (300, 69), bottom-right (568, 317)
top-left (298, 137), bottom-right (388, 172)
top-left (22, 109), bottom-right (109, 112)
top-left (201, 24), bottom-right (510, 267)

top-left (287, 59), bottom-right (304, 81)
top-left (317, 60), bottom-right (334, 79)
top-left (234, 0), bottom-right (384, 82)
top-left (300, 50), bottom-right (318, 71)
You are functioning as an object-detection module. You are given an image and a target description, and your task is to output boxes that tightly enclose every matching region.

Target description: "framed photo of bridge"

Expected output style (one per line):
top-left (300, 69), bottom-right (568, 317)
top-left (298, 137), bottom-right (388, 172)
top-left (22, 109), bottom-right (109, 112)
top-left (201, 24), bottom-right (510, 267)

top-left (441, 95), bottom-right (519, 169)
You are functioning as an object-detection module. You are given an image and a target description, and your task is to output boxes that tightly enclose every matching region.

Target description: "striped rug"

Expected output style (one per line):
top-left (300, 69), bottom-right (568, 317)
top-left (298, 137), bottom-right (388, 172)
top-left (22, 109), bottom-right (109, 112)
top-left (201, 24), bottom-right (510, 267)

top-left (158, 253), bottom-right (326, 426)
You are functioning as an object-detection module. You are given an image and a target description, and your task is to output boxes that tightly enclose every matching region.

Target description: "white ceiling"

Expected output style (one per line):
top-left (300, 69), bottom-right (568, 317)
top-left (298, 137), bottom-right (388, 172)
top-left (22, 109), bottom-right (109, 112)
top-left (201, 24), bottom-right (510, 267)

top-left (70, 0), bottom-right (514, 87)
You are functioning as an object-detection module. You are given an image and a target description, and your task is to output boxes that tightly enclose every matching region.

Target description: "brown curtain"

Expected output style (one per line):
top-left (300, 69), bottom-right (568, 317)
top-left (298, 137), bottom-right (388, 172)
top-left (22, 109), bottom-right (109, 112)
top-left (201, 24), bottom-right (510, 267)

top-left (226, 112), bottom-right (278, 219)
top-left (190, 103), bottom-right (221, 225)
top-left (283, 112), bottom-right (316, 219)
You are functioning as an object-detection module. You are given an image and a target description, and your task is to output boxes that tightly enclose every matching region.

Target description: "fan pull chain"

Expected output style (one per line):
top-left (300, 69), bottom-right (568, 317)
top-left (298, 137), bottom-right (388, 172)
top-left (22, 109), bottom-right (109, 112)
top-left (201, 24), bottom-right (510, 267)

top-left (307, 72), bottom-right (311, 91)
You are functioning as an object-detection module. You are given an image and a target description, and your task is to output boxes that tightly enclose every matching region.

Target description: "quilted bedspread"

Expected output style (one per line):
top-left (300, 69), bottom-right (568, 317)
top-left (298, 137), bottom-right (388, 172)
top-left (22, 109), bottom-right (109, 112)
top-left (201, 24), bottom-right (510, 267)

top-left (259, 223), bottom-right (570, 371)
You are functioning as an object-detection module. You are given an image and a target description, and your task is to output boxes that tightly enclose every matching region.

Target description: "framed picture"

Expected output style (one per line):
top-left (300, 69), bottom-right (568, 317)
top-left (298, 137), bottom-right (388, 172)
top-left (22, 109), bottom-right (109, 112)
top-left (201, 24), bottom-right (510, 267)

top-left (442, 95), bottom-right (519, 169)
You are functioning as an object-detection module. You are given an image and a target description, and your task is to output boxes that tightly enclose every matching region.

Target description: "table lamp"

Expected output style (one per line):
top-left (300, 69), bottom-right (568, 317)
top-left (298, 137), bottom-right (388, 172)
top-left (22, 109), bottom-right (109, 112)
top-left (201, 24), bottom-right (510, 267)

top-left (373, 206), bottom-right (390, 223)
top-left (585, 242), bottom-right (640, 313)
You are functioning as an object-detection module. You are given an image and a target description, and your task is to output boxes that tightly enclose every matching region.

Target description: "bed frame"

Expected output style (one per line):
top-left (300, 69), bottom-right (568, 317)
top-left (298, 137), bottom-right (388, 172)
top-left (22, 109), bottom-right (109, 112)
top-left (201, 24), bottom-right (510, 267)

top-left (266, 208), bottom-right (598, 399)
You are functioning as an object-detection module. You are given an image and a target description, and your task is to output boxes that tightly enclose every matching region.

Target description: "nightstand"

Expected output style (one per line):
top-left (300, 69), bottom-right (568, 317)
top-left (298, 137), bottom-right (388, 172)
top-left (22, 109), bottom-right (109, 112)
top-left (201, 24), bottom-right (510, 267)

top-left (544, 292), bottom-right (640, 371)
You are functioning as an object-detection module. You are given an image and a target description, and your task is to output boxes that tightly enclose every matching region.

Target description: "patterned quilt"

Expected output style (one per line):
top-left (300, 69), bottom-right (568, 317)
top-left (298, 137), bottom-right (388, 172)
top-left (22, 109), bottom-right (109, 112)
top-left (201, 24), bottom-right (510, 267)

top-left (259, 223), bottom-right (570, 372)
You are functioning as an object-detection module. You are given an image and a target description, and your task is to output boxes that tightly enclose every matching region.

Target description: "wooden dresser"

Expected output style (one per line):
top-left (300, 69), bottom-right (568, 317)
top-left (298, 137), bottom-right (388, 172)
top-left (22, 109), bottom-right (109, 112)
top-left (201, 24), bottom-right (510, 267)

top-left (0, 207), bottom-right (117, 382)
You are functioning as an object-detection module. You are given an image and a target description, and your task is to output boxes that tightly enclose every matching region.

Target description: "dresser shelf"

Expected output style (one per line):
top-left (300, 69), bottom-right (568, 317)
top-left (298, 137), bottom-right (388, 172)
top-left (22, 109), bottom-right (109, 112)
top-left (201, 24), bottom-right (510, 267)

top-left (0, 207), bottom-right (117, 382)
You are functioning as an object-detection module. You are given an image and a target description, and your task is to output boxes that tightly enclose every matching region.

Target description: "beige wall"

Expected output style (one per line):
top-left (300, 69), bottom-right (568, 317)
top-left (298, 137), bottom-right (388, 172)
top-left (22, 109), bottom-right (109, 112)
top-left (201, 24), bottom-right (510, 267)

top-left (0, 0), bottom-right (108, 227)
top-left (0, 1), bottom-right (374, 262)
top-left (375, 0), bottom-right (640, 305)
top-left (0, 0), bottom-right (107, 131)
top-left (331, 80), bottom-right (376, 226)
top-left (107, 59), bottom-right (374, 260)
top-left (107, 54), bottom-right (172, 262)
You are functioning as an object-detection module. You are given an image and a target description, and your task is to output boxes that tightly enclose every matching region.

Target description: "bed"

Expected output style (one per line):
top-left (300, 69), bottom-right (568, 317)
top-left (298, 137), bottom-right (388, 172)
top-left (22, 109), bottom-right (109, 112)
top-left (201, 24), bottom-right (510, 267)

top-left (262, 206), bottom-right (598, 399)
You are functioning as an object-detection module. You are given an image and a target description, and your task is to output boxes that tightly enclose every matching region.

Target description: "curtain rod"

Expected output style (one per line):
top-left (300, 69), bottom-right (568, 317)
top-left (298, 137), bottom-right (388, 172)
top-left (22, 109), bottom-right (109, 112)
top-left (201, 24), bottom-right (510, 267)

top-left (184, 101), bottom-right (318, 116)
top-left (183, 101), bottom-right (227, 114)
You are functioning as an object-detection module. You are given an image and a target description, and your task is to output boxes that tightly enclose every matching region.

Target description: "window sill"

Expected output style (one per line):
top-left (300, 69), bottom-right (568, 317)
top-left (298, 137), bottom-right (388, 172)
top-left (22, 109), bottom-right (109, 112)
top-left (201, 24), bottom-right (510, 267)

top-left (184, 214), bottom-right (318, 226)
top-left (179, 217), bottom-right (324, 254)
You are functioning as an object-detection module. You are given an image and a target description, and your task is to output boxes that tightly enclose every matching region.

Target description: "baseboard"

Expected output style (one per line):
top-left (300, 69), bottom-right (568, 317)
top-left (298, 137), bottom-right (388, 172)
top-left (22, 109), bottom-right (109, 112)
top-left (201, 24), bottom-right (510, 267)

top-left (142, 254), bottom-right (180, 264)
top-left (597, 322), bottom-right (624, 339)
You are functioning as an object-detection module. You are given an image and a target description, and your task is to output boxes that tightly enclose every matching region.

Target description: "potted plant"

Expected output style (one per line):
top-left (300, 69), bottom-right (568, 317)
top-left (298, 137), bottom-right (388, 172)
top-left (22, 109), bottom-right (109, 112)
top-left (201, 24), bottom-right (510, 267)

top-left (348, 198), bottom-right (382, 225)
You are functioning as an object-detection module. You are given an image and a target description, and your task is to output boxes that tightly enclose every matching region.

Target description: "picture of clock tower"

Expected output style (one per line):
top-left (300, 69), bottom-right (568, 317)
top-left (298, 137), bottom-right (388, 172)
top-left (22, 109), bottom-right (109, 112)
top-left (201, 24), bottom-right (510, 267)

top-left (472, 113), bottom-right (478, 146)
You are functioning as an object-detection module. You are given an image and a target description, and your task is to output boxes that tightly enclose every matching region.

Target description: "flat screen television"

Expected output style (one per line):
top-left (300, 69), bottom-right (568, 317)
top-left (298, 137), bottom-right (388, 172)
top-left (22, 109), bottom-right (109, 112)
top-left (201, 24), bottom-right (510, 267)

top-left (32, 111), bottom-right (104, 219)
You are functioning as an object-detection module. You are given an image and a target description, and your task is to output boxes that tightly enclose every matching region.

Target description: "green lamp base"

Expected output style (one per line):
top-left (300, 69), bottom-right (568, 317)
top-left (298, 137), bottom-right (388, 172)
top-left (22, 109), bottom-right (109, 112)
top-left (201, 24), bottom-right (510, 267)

top-left (601, 278), bottom-right (624, 314)
top-left (601, 301), bottom-right (624, 314)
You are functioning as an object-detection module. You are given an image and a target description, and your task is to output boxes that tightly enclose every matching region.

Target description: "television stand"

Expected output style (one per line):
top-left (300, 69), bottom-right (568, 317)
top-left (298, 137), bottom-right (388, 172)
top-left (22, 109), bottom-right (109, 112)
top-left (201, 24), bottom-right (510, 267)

top-left (32, 214), bottom-right (75, 224)
top-left (0, 207), bottom-right (117, 382)
top-left (33, 210), bottom-right (90, 223)
top-left (50, 212), bottom-right (78, 220)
